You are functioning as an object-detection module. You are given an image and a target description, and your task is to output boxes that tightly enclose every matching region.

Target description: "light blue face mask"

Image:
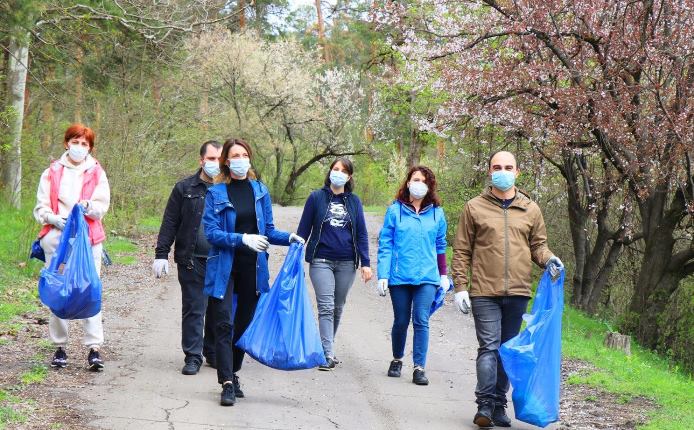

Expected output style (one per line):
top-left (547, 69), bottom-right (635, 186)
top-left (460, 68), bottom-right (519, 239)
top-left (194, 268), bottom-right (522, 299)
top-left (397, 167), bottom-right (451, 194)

top-left (228, 158), bottom-right (251, 177)
top-left (491, 170), bottom-right (516, 192)
top-left (329, 170), bottom-right (349, 187)
top-left (203, 161), bottom-right (220, 178)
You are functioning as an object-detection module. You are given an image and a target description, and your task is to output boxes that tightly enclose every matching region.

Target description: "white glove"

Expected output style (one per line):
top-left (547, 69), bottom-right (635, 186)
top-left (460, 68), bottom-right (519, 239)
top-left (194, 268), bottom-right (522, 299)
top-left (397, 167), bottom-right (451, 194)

top-left (454, 291), bottom-right (471, 314)
top-left (439, 275), bottom-right (450, 293)
top-left (242, 234), bottom-right (270, 252)
top-left (546, 256), bottom-right (564, 278)
top-left (45, 213), bottom-right (66, 230)
top-left (377, 279), bottom-right (389, 296)
top-left (152, 259), bottom-right (169, 278)
top-left (289, 233), bottom-right (305, 245)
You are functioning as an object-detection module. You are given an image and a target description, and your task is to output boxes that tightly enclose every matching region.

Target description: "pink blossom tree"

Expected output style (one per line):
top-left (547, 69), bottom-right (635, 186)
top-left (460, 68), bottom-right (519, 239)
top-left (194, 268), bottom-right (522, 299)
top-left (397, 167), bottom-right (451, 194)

top-left (383, 0), bottom-right (693, 348)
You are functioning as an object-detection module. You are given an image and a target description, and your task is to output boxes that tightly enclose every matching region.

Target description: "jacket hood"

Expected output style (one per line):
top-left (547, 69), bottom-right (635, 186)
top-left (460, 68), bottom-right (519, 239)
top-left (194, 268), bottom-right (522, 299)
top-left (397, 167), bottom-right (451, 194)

top-left (321, 185), bottom-right (352, 196)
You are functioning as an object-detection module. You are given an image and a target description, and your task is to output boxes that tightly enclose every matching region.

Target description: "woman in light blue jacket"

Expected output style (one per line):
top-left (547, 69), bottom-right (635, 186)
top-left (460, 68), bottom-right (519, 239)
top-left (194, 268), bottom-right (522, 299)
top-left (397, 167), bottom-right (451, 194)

top-left (376, 165), bottom-right (448, 386)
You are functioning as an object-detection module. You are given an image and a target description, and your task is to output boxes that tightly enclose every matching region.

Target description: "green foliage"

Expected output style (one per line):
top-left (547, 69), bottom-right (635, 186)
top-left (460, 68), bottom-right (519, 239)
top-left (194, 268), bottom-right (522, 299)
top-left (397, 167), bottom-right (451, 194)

top-left (106, 237), bottom-right (138, 266)
top-left (20, 365), bottom-right (47, 385)
top-left (655, 279), bottom-right (694, 374)
top-left (563, 307), bottom-right (694, 429)
top-left (0, 402), bottom-right (27, 429)
top-left (0, 202), bottom-right (42, 326)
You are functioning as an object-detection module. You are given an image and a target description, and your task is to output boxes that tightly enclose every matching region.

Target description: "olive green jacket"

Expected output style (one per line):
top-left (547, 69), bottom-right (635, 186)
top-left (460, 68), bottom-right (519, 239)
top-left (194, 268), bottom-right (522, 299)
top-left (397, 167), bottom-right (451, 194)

top-left (451, 187), bottom-right (554, 297)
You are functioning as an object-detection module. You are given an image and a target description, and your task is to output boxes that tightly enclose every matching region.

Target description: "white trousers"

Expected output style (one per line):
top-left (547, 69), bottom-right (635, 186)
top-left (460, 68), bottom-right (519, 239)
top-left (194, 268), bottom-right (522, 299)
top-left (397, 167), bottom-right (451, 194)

top-left (41, 228), bottom-right (104, 350)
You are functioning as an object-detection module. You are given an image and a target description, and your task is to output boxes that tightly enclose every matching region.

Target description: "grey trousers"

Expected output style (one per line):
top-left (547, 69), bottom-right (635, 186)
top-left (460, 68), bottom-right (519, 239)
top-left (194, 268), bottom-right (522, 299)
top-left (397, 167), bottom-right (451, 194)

top-left (308, 259), bottom-right (357, 358)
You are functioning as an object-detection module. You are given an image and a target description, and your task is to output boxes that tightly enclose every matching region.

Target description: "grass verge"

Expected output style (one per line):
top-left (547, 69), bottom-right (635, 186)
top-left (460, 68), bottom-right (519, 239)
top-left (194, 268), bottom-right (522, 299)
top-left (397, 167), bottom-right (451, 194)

top-left (562, 307), bottom-right (693, 429)
top-left (106, 236), bottom-right (138, 265)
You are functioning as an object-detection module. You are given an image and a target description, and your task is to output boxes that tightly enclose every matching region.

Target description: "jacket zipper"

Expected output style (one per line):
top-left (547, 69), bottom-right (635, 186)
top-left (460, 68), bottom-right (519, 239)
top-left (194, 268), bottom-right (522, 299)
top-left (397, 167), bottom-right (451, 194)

top-left (343, 195), bottom-right (359, 270)
top-left (254, 187), bottom-right (262, 295)
top-left (504, 207), bottom-right (509, 295)
top-left (311, 195), bottom-right (332, 262)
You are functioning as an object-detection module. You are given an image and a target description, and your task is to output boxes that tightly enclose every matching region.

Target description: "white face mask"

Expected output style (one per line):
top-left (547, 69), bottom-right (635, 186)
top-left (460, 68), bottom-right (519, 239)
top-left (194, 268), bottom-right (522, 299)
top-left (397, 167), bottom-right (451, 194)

top-left (228, 158), bottom-right (251, 177)
top-left (68, 144), bottom-right (89, 162)
top-left (329, 170), bottom-right (349, 187)
top-left (203, 161), bottom-right (220, 178)
top-left (408, 181), bottom-right (428, 199)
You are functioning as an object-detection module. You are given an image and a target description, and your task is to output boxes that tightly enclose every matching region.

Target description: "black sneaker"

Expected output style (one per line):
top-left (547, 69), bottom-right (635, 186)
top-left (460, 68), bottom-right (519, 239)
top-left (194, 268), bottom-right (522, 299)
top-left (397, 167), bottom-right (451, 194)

top-left (182, 357), bottom-right (202, 375)
top-left (318, 356), bottom-right (336, 371)
top-left (51, 347), bottom-right (67, 368)
top-left (87, 349), bottom-right (104, 371)
top-left (492, 405), bottom-right (511, 427)
top-left (473, 400), bottom-right (495, 428)
top-left (387, 359), bottom-right (402, 377)
top-left (412, 367), bottom-right (429, 385)
top-left (232, 373), bottom-right (244, 398)
top-left (220, 382), bottom-right (235, 406)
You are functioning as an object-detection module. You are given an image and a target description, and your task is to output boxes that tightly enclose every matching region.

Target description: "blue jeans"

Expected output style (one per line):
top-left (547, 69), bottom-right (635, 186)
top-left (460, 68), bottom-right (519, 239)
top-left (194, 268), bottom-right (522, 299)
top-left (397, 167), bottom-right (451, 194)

top-left (309, 259), bottom-right (357, 358)
top-left (471, 296), bottom-right (530, 406)
top-left (389, 284), bottom-right (437, 367)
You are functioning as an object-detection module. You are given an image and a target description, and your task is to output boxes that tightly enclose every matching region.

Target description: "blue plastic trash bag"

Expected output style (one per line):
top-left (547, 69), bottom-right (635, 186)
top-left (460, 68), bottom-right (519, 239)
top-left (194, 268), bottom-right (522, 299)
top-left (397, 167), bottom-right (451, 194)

top-left (236, 243), bottom-right (327, 370)
top-left (430, 276), bottom-right (453, 315)
top-left (30, 239), bottom-right (45, 262)
top-left (38, 205), bottom-right (102, 320)
top-left (499, 269), bottom-right (564, 428)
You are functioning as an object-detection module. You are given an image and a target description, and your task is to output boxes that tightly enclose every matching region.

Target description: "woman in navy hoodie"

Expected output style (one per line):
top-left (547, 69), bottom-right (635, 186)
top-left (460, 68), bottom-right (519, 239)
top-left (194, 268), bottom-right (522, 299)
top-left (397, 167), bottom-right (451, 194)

top-left (297, 158), bottom-right (372, 370)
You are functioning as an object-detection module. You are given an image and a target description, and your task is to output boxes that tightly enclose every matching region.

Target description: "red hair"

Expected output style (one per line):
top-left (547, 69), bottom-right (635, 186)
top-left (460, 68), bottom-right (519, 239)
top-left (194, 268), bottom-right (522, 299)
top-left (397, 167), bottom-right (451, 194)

top-left (395, 165), bottom-right (442, 207)
top-left (64, 124), bottom-right (95, 149)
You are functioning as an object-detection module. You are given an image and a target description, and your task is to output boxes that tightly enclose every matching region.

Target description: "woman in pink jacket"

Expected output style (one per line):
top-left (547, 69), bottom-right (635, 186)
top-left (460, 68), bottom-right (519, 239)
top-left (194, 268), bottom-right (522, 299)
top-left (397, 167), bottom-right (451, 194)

top-left (33, 124), bottom-right (110, 371)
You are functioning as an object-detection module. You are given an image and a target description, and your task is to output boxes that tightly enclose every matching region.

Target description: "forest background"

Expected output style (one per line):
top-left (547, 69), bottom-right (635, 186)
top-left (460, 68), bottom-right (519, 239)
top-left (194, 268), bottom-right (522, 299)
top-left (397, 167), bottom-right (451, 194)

top-left (0, 0), bottom-right (692, 377)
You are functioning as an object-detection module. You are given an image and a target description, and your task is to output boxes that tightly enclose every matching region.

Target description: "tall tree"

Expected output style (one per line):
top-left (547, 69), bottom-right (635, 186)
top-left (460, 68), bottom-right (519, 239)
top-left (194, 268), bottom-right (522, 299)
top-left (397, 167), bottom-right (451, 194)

top-left (385, 0), bottom-right (694, 349)
top-left (0, 0), bottom-right (234, 207)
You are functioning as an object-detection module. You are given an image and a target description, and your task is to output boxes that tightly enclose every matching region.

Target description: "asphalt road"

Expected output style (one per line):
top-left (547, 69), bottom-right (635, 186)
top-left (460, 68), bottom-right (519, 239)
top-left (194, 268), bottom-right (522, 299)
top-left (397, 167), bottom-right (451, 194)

top-left (83, 205), bottom-right (552, 430)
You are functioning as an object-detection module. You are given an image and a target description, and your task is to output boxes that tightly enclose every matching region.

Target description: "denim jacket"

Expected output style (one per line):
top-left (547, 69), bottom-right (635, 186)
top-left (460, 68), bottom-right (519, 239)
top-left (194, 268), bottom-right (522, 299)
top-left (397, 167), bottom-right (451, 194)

top-left (203, 180), bottom-right (290, 299)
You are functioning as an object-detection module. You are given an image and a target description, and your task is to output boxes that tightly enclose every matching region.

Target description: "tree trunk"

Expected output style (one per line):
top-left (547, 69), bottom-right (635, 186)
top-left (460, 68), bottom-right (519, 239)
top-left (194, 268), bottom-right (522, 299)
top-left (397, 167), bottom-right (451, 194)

top-left (94, 99), bottom-right (101, 133)
top-left (238, 0), bottom-right (246, 29)
top-left (563, 157), bottom-right (590, 307)
top-left (315, 0), bottom-right (330, 62)
top-left (437, 139), bottom-right (445, 162)
top-left (407, 128), bottom-right (423, 168)
top-left (585, 240), bottom-right (624, 314)
top-left (273, 144), bottom-right (283, 198)
top-left (75, 44), bottom-right (84, 123)
top-left (152, 76), bottom-right (162, 116)
top-left (4, 34), bottom-right (29, 208)
top-left (628, 185), bottom-right (686, 348)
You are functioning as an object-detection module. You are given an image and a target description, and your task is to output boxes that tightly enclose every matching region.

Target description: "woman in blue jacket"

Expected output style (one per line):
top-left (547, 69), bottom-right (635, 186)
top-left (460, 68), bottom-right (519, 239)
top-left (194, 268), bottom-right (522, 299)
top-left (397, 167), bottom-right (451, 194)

top-left (297, 158), bottom-right (372, 370)
top-left (376, 165), bottom-right (449, 386)
top-left (203, 138), bottom-right (304, 406)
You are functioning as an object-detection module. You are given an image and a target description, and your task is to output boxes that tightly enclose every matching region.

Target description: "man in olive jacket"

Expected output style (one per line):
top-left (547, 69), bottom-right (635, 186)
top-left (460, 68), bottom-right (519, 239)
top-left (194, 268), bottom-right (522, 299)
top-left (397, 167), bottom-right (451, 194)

top-left (451, 151), bottom-right (564, 428)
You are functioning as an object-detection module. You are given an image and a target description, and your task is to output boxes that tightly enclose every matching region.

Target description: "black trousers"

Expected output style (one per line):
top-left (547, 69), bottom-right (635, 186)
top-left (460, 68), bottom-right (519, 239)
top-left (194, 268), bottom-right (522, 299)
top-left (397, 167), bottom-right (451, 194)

top-left (177, 257), bottom-right (215, 362)
top-left (208, 267), bottom-right (259, 384)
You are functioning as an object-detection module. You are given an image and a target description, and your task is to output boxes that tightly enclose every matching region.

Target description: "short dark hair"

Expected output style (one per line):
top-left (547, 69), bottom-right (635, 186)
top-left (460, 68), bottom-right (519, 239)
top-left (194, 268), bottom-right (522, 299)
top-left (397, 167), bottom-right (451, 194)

top-left (488, 150), bottom-right (519, 169)
top-left (395, 165), bottom-right (442, 207)
top-left (200, 140), bottom-right (222, 158)
top-left (323, 157), bottom-right (355, 192)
